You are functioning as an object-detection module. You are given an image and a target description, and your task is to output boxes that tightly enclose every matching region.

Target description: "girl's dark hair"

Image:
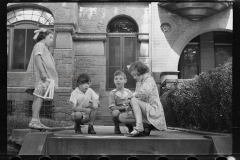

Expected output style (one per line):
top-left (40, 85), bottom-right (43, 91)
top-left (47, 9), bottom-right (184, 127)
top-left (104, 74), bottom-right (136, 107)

top-left (77, 73), bottom-right (91, 85)
top-left (36, 29), bottom-right (54, 42)
top-left (114, 70), bottom-right (126, 79)
top-left (128, 61), bottom-right (150, 76)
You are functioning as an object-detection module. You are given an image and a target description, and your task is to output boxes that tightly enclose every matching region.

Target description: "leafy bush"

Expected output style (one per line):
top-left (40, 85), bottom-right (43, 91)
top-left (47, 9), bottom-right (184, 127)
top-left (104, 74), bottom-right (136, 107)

top-left (161, 58), bottom-right (232, 133)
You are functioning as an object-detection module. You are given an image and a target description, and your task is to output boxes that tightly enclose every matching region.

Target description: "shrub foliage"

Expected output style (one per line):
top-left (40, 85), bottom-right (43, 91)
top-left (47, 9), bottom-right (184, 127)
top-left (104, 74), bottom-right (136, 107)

top-left (161, 58), bottom-right (232, 133)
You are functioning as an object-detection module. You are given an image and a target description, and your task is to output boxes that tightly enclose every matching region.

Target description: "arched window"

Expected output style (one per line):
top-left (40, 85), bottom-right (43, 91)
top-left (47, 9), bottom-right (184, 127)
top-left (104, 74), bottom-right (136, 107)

top-left (107, 16), bottom-right (138, 90)
top-left (7, 8), bottom-right (54, 25)
top-left (107, 17), bottom-right (138, 33)
top-left (178, 31), bottom-right (232, 79)
top-left (7, 6), bottom-right (54, 71)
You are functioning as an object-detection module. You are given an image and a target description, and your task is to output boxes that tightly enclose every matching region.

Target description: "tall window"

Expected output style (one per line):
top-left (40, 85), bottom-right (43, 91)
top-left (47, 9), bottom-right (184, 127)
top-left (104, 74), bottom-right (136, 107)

top-left (214, 32), bottom-right (232, 67)
top-left (178, 36), bottom-right (200, 79)
top-left (107, 16), bottom-right (138, 90)
top-left (7, 6), bottom-right (54, 71)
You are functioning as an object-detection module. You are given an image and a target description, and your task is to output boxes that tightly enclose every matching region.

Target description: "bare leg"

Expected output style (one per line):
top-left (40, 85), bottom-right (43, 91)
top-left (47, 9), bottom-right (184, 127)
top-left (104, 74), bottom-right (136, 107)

top-left (32, 96), bottom-right (43, 119)
top-left (111, 110), bottom-right (121, 127)
top-left (88, 102), bottom-right (98, 126)
top-left (130, 97), bottom-right (148, 132)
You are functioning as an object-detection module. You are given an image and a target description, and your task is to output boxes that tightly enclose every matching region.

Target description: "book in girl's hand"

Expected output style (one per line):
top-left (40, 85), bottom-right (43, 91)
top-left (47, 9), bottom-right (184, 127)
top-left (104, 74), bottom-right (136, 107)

top-left (38, 79), bottom-right (55, 99)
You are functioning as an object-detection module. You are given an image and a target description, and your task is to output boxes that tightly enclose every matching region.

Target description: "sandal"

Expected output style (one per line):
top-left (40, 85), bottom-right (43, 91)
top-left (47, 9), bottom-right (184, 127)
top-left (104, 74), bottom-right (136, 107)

top-left (38, 122), bottom-right (50, 129)
top-left (125, 128), bottom-right (145, 137)
top-left (28, 121), bottom-right (44, 129)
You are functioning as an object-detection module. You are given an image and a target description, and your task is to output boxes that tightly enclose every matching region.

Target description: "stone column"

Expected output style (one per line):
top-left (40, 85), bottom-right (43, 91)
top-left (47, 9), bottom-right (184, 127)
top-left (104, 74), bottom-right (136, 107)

top-left (54, 23), bottom-right (76, 88)
top-left (53, 23), bottom-right (76, 121)
top-left (138, 34), bottom-right (150, 67)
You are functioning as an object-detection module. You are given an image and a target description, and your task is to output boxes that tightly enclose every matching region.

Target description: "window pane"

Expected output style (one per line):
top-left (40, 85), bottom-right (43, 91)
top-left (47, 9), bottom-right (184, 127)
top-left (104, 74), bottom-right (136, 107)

top-left (180, 44), bottom-right (199, 79)
top-left (24, 14), bottom-right (32, 20)
top-left (123, 37), bottom-right (136, 88)
top-left (24, 8), bottom-right (33, 15)
top-left (15, 9), bottom-right (24, 15)
top-left (215, 46), bottom-right (232, 67)
top-left (48, 17), bottom-right (54, 25)
top-left (109, 37), bottom-right (120, 66)
top-left (9, 17), bottom-right (17, 24)
top-left (7, 11), bottom-right (15, 19)
top-left (39, 17), bottom-right (47, 24)
top-left (12, 29), bottom-right (26, 69)
top-left (183, 65), bottom-right (198, 79)
top-left (32, 15), bottom-right (40, 22)
top-left (42, 11), bottom-right (52, 21)
top-left (26, 29), bottom-right (36, 69)
top-left (109, 67), bottom-right (120, 88)
top-left (33, 9), bottom-right (43, 16)
top-left (16, 13), bottom-right (24, 21)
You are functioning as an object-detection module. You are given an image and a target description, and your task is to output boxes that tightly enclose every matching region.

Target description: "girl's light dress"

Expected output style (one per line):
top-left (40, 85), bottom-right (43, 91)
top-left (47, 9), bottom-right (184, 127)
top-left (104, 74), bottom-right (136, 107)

top-left (27, 42), bottom-right (58, 98)
top-left (135, 73), bottom-right (167, 131)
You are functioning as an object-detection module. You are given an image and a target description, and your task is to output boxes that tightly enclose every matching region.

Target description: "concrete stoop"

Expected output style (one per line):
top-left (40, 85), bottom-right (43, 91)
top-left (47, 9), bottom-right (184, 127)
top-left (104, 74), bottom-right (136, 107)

top-left (17, 126), bottom-right (232, 156)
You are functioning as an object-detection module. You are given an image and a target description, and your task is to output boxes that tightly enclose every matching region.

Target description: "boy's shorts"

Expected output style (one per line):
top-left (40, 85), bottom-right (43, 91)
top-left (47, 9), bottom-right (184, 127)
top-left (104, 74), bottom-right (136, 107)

top-left (71, 111), bottom-right (91, 122)
top-left (33, 80), bottom-right (51, 99)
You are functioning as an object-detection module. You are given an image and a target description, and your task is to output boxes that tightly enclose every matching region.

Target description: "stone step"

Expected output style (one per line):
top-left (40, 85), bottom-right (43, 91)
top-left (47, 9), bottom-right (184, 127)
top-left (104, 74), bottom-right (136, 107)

top-left (46, 136), bottom-right (213, 155)
top-left (18, 127), bottom-right (232, 155)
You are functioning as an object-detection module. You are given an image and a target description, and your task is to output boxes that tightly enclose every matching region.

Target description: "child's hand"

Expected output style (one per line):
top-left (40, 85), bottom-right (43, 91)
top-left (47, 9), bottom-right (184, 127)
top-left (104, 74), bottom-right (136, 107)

top-left (83, 108), bottom-right (91, 114)
top-left (40, 73), bottom-right (47, 81)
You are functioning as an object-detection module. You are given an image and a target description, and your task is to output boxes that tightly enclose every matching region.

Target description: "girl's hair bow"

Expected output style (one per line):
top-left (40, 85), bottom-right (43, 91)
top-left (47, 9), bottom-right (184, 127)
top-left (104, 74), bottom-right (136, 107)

top-left (33, 28), bottom-right (47, 40)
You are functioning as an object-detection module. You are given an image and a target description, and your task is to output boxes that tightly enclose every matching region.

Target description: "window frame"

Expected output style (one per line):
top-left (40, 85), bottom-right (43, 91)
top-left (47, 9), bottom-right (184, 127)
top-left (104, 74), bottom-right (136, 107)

top-left (7, 21), bottom-right (55, 72)
top-left (106, 33), bottom-right (139, 90)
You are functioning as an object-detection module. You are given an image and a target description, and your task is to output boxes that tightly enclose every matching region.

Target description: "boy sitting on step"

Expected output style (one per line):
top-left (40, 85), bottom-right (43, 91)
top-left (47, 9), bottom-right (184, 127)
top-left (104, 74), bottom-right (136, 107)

top-left (109, 70), bottom-right (134, 134)
top-left (69, 73), bottom-right (99, 134)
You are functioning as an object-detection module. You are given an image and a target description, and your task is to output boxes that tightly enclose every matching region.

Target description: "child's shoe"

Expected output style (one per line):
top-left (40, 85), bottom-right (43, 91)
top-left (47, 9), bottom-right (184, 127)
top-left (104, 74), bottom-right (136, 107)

top-left (88, 125), bottom-right (96, 134)
top-left (38, 122), bottom-right (50, 129)
top-left (144, 124), bottom-right (155, 136)
top-left (28, 121), bottom-right (43, 129)
top-left (114, 126), bottom-right (121, 134)
top-left (126, 128), bottom-right (145, 137)
top-left (125, 124), bottom-right (133, 133)
top-left (74, 125), bottom-right (83, 134)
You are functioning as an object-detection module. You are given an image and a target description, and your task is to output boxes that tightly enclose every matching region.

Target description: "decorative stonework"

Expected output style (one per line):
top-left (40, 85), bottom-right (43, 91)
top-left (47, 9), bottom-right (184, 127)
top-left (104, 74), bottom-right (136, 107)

top-left (161, 23), bottom-right (171, 33)
top-left (72, 34), bottom-right (107, 41)
top-left (54, 24), bottom-right (76, 34)
top-left (138, 35), bottom-right (149, 42)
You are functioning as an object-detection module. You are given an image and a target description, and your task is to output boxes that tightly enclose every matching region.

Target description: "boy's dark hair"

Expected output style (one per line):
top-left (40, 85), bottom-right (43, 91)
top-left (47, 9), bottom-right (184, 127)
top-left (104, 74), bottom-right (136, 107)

top-left (114, 70), bottom-right (126, 79)
top-left (77, 73), bottom-right (91, 85)
top-left (128, 61), bottom-right (150, 76)
top-left (36, 29), bottom-right (54, 42)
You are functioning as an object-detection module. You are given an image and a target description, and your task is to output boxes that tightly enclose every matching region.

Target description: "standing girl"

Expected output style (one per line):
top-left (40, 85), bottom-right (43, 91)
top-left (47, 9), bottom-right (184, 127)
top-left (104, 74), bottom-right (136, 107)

top-left (27, 28), bottom-right (58, 129)
top-left (119, 61), bottom-right (167, 137)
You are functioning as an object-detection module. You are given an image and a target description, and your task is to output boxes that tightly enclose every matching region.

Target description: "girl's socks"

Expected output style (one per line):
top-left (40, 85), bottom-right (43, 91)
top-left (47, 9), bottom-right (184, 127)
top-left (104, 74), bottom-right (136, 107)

top-left (136, 123), bottom-right (144, 132)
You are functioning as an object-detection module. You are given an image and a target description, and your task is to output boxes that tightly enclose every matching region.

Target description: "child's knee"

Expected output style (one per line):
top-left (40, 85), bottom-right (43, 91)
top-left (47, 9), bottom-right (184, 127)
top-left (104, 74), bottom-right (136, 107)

top-left (111, 110), bottom-right (120, 117)
top-left (118, 113), bottom-right (124, 122)
top-left (74, 112), bottom-right (83, 120)
top-left (130, 97), bottom-right (137, 105)
top-left (90, 102), bottom-right (98, 110)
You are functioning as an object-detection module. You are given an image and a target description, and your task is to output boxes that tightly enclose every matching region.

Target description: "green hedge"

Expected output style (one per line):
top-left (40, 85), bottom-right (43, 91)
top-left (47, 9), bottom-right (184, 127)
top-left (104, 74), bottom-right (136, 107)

top-left (161, 58), bottom-right (232, 133)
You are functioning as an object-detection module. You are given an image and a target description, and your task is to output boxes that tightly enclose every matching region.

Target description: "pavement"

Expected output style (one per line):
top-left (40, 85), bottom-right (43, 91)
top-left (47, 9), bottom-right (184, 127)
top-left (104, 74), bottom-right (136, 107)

top-left (53, 125), bottom-right (207, 139)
